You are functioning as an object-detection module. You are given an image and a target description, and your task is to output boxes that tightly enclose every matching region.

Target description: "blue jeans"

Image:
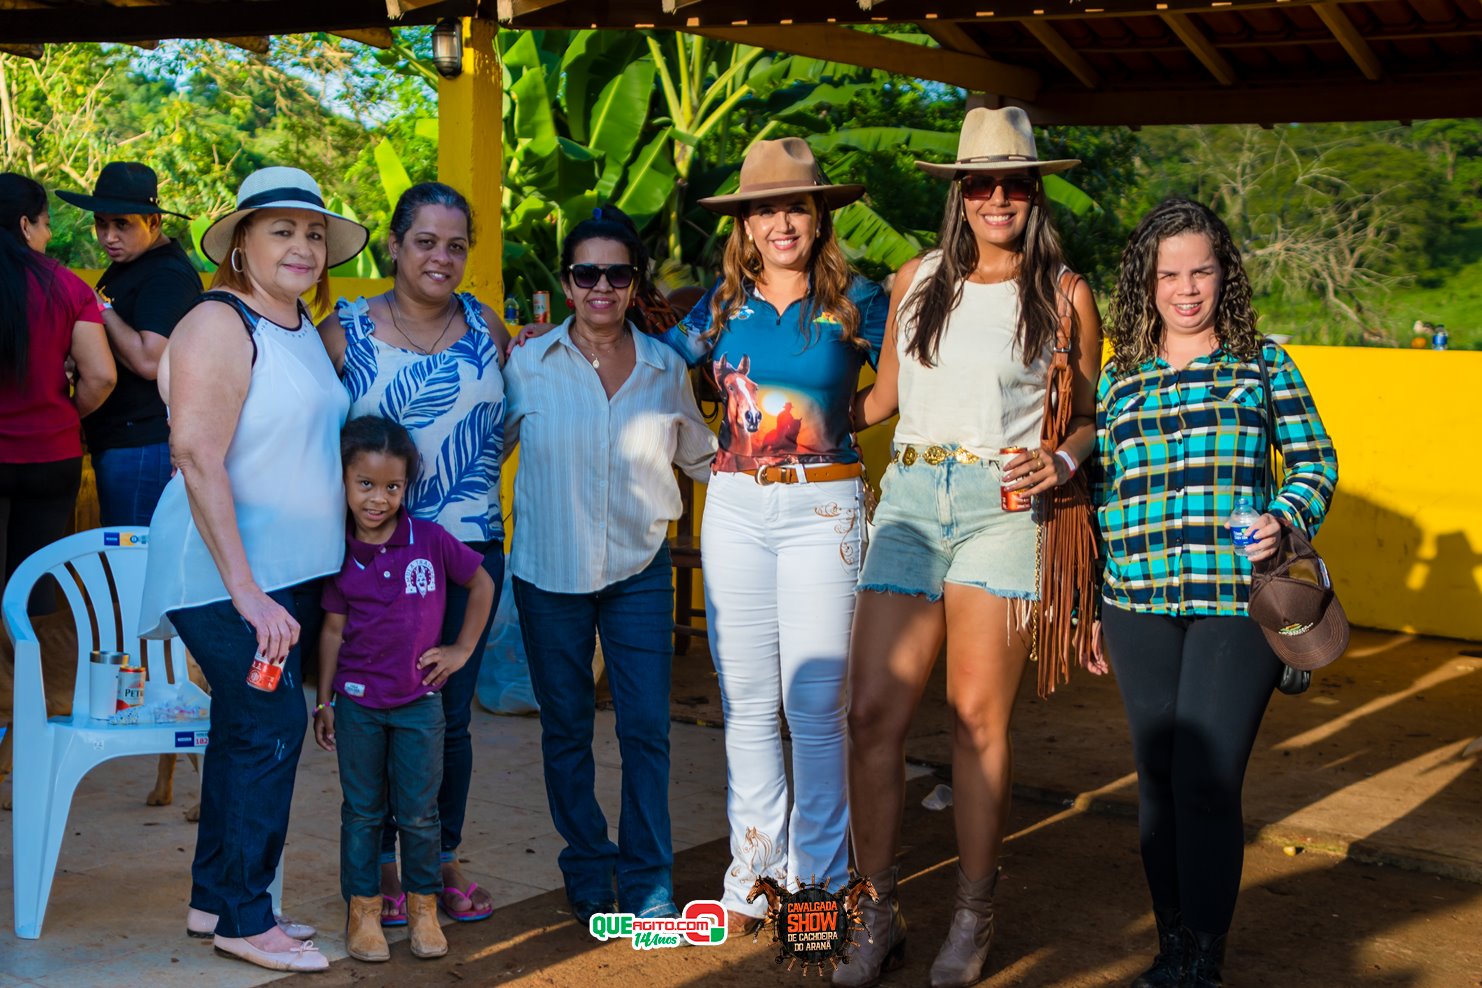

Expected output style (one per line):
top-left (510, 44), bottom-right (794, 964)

top-left (169, 582), bottom-right (321, 938)
top-left (337, 694), bottom-right (446, 900)
top-left (514, 548), bottom-right (675, 916)
top-left (381, 543), bottom-right (504, 861)
top-left (92, 441), bottom-right (172, 527)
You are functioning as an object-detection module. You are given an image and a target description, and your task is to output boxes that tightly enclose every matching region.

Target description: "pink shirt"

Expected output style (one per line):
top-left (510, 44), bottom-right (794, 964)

top-left (322, 513), bottom-right (483, 710)
top-left (0, 256), bottom-right (103, 462)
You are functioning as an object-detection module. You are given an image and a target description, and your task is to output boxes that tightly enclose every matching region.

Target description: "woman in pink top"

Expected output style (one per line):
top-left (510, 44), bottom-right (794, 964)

top-left (0, 173), bottom-right (116, 611)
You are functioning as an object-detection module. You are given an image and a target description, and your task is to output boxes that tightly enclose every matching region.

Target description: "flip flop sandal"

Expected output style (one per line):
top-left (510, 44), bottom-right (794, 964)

top-left (440, 882), bottom-right (495, 922)
top-left (380, 893), bottom-right (408, 928)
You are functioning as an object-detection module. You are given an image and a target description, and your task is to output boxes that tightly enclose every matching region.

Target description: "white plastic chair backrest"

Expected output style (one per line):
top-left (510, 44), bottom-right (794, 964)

top-left (1, 527), bottom-right (186, 722)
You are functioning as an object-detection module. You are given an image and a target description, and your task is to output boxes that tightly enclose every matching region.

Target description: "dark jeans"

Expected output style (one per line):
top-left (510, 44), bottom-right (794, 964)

top-left (0, 457), bottom-right (80, 614)
top-left (337, 694), bottom-right (445, 900)
top-left (514, 547), bottom-right (675, 916)
top-left (381, 543), bottom-right (504, 860)
top-left (169, 582), bottom-right (323, 938)
top-left (92, 440), bottom-right (172, 527)
top-left (1102, 604), bottom-right (1283, 935)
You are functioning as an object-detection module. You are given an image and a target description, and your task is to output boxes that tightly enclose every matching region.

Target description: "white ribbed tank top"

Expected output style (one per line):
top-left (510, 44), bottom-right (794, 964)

top-left (893, 251), bottom-right (1050, 459)
top-left (139, 305), bottom-right (350, 638)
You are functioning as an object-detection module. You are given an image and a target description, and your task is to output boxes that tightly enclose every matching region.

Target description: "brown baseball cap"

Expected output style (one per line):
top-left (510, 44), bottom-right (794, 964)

top-left (1248, 523), bottom-right (1349, 671)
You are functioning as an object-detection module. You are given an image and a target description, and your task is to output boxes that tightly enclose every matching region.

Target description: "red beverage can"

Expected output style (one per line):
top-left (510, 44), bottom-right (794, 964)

top-left (1000, 446), bottom-right (1032, 513)
top-left (532, 290), bottom-right (551, 323)
top-left (246, 653), bottom-right (284, 692)
top-left (116, 664), bottom-right (146, 711)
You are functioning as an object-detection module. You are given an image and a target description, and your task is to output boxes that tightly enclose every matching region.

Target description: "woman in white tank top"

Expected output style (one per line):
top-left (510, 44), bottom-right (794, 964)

top-left (836, 110), bottom-right (1104, 988)
top-left (138, 168), bottom-right (366, 974)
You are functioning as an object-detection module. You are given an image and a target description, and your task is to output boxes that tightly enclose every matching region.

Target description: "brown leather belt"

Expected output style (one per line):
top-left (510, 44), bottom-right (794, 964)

top-left (752, 462), bottom-right (864, 486)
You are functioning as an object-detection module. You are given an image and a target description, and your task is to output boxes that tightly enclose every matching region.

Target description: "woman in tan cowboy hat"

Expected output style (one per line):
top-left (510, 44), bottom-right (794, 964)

top-left (841, 107), bottom-right (1103, 987)
top-left (138, 166), bottom-right (367, 973)
top-left (664, 137), bottom-right (889, 933)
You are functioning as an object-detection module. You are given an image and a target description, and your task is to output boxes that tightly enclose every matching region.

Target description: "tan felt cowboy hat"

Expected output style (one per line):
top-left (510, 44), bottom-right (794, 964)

top-left (57, 161), bottom-right (191, 219)
top-left (201, 166), bottom-right (369, 269)
top-left (698, 137), bottom-right (865, 216)
top-left (916, 107), bottom-right (1080, 178)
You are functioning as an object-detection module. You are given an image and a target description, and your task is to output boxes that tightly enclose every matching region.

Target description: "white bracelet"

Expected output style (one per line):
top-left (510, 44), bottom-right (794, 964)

top-left (1055, 449), bottom-right (1078, 476)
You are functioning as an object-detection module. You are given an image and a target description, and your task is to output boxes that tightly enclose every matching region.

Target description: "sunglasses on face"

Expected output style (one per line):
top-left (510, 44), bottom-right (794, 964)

top-left (565, 263), bottom-right (637, 290)
top-left (959, 174), bottom-right (1038, 202)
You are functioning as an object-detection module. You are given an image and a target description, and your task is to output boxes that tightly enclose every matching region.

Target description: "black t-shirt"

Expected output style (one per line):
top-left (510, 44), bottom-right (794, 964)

top-left (86, 239), bottom-right (201, 451)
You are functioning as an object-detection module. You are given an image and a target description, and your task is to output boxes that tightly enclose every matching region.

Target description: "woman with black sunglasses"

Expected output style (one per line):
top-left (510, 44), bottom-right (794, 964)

top-left (839, 108), bottom-right (1103, 988)
top-left (503, 207), bottom-right (717, 925)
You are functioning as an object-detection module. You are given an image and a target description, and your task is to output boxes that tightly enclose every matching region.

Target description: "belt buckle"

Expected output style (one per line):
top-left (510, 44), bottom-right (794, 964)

top-left (954, 448), bottom-right (980, 465)
top-left (901, 446), bottom-right (918, 467)
top-left (754, 465), bottom-right (776, 486)
top-left (922, 445), bottom-right (949, 466)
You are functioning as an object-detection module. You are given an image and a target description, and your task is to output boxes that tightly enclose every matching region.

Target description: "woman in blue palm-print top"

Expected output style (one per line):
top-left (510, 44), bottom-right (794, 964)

top-left (317, 182), bottom-right (510, 928)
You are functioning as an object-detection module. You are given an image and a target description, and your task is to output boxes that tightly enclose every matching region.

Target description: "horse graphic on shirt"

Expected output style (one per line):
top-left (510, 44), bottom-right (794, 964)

top-left (404, 558), bottom-right (436, 596)
top-left (714, 353), bottom-right (762, 459)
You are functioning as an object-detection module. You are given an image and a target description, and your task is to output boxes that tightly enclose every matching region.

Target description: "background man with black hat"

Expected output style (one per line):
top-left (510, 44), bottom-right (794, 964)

top-left (59, 161), bottom-right (201, 526)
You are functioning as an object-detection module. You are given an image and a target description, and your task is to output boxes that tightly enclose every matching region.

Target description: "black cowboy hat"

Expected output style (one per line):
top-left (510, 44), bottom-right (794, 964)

top-left (56, 162), bottom-right (190, 219)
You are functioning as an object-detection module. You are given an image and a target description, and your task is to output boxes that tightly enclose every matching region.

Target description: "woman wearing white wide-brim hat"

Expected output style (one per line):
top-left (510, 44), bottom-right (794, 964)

top-left (841, 107), bottom-right (1104, 988)
top-left (138, 166), bottom-right (367, 973)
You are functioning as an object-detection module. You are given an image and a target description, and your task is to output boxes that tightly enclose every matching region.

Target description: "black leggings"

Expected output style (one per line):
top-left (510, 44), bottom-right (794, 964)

top-left (1101, 604), bottom-right (1282, 935)
top-left (0, 457), bottom-right (81, 614)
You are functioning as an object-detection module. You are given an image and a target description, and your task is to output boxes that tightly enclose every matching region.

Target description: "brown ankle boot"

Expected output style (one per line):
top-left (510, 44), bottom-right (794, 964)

top-left (928, 866), bottom-right (998, 988)
top-left (346, 895), bottom-right (390, 962)
top-left (832, 867), bottom-right (906, 987)
top-left (407, 892), bottom-right (448, 958)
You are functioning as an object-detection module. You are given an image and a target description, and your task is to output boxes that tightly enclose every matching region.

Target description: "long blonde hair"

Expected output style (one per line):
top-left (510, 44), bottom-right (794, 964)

top-left (706, 194), bottom-right (863, 349)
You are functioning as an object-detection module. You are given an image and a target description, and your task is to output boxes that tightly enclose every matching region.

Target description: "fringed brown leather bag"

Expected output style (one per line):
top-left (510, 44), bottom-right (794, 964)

top-left (1030, 271), bottom-right (1098, 696)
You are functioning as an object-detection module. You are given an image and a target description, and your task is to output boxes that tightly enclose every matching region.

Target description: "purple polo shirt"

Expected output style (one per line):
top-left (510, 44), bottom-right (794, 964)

top-left (322, 513), bottom-right (483, 710)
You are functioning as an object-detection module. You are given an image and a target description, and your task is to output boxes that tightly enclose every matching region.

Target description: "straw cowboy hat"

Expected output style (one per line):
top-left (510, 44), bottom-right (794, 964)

top-left (57, 162), bottom-right (190, 219)
top-left (698, 137), bottom-right (865, 216)
top-left (201, 166), bottom-right (369, 268)
top-left (916, 107), bottom-right (1080, 178)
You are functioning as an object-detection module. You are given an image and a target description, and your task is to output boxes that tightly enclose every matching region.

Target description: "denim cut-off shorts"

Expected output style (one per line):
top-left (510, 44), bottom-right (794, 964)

top-left (857, 444), bottom-right (1039, 603)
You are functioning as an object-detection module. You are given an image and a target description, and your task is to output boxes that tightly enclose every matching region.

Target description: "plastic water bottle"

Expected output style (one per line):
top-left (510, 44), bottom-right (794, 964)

top-left (1433, 324), bottom-right (1449, 350)
top-left (503, 296), bottom-right (519, 326)
top-left (1229, 496), bottom-right (1261, 557)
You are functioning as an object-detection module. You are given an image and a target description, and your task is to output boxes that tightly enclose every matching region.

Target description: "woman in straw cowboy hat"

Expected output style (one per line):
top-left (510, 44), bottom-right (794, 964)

top-left (670, 137), bottom-right (888, 933)
top-left (843, 107), bottom-right (1103, 987)
top-left (138, 166), bottom-right (368, 973)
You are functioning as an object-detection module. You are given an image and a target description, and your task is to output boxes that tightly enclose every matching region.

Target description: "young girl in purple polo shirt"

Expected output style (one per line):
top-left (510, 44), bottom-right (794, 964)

top-left (313, 416), bottom-right (495, 964)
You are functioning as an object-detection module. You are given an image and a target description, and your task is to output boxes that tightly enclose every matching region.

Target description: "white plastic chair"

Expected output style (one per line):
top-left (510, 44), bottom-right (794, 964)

top-left (3, 527), bottom-right (281, 938)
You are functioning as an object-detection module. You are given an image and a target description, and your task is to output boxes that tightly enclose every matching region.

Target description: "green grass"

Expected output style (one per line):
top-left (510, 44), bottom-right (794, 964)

top-left (1257, 223), bottom-right (1482, 349)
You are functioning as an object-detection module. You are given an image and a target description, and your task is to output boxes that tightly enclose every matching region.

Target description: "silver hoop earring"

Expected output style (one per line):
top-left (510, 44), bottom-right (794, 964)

top-left (230, 248), bottom-right (244, 273)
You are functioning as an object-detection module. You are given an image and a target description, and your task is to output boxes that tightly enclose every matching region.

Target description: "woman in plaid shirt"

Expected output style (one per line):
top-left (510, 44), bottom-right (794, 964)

top-left (1096, 198), bottom-right (1338, 988)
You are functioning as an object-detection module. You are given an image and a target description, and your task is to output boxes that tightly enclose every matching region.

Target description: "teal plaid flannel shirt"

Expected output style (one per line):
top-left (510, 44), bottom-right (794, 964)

top-left (1093, 342), bottom-right (1338, 616)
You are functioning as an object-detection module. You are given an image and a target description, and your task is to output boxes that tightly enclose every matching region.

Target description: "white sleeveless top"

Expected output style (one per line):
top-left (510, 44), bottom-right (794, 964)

top-left (139, 302), bottom-right (350, 638)
top-left (893, 251), bottom-right (1050, 459)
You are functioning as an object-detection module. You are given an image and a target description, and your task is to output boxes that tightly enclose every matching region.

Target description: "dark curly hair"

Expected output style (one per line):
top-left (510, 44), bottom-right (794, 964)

top-left (340, 415), bottom-right (421, 485)
top-left (1106, 197), bottom-right (1260, 370)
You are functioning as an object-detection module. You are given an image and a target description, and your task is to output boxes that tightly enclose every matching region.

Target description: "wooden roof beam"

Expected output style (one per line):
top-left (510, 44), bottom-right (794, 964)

top-left (1312, 2), bottom-right (1383, 80)
top-left (219, 36), bottom-right (271, 55)
top-left (1022, 18), bottom-right (1100, 88)
top-left (331, 28), bottom-right (395, 48)
top-left (690, 23), bottom-right (1041, 100)
top-left (917, 20), bottom-right (990, 56)
top-left (497, 0), bottom-right (572, 21)
top-left (0, 43), bottom-right (43, 58)
top-left (386, 0), bottom-right (446, 14)
top-left (1160, 11), bottom-right (1237, 85)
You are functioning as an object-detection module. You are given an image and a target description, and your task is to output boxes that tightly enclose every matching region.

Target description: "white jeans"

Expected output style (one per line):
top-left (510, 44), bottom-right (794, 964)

top-left (701, 470), bottom-right (866, 915)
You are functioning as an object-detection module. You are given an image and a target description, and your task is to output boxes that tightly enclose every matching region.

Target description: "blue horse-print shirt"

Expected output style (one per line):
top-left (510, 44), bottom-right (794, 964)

top-left (337, 292), bottom-right (506, 543)
top-left (665, 275), bottom-right (887, 473)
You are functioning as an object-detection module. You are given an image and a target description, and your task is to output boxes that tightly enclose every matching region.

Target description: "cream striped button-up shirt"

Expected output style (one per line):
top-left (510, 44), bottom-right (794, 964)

top-left (504, 319), bottom-right (717, 594)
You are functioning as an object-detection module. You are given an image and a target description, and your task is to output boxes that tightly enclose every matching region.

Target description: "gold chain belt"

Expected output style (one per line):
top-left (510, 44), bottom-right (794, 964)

top-left (890, 444), bottom-right (985, 467)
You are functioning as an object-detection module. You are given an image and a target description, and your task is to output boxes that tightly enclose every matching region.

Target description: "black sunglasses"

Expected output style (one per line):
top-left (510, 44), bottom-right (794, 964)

top-left (959, 174), bottom-right (1038, 203)
top-left (565, 263), bottom-right (637, 290)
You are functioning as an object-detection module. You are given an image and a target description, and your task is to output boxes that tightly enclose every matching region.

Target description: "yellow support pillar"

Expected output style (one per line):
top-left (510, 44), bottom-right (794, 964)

top-left (438, 17), bottom-right (503, 308)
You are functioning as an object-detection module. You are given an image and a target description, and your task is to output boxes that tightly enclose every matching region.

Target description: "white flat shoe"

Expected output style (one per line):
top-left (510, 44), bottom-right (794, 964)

top-left (187, 907), bottom-right (315, 940)
top-left (213, 934), bottom-right (329, 972)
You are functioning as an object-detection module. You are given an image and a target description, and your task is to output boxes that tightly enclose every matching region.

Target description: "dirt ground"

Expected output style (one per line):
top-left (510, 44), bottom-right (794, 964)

top-left (274, 775), bottom-right (1482, 988)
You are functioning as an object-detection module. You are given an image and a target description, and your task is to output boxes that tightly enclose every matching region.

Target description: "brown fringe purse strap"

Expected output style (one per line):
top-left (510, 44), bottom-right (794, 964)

top-left (1031, 270), bottom-right (1099, 696)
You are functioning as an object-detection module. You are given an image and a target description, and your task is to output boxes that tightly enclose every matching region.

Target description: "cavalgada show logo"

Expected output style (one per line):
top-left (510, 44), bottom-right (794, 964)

top-left (745, 874), bottom-right (878, 976)
top-left (589, 900), bottom-right (727, 949)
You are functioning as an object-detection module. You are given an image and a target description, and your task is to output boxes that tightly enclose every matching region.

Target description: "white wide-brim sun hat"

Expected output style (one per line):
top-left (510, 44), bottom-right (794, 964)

top-left (916, 106), bottom-right (1080, 178)
top-left (201, 166), bottom-right (369, 269)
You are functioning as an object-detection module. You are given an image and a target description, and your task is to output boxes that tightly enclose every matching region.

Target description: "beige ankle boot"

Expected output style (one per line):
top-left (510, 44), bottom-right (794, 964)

top-left (928, 866), bottom-right (999, 988)
top-left (832, 867), bottom-right (906, 987)
top-left (407, 892), bottom-right (449, 958)
top-left (346, 895), bottom-right (390, 962)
